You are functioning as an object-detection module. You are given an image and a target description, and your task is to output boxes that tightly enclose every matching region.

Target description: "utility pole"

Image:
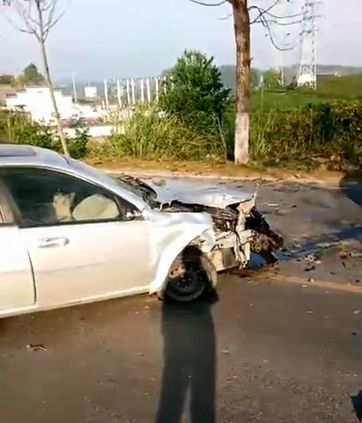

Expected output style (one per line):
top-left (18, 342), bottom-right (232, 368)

top-left (126, 79), bottom-right (131, 106)
top-left (104, 79), bottom-right (109, 107)
top-left (140, 78), bottom-right (145, 103)
top-left (117, 79), bottom-right (122, 108)
top-left (72, 72), bottom-right (78, 103)
top-left (155, 78), bottom-right (159, 101)
top-left (146, 78), bottom-right (151, 103)
top-left (131, 78), bottom-right (136, 105)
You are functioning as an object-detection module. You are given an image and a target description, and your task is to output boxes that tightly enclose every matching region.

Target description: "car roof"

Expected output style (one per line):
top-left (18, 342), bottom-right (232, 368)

top-left (0, 144), bottom-right (69, 169)
top-left (0, 144), bottom-right (148, 211)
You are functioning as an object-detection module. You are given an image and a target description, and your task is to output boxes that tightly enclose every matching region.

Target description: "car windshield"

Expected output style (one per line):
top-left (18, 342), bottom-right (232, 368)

top-left (68, 159), bottom-right (154, 202)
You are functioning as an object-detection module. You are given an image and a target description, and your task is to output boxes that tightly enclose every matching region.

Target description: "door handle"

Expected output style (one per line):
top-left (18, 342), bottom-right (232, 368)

top-left (36, 237), bottom-right (69, 249)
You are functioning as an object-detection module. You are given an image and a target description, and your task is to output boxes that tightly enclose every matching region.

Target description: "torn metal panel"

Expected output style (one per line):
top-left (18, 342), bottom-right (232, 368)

top-left (155, 185), bottom-right (255, 209)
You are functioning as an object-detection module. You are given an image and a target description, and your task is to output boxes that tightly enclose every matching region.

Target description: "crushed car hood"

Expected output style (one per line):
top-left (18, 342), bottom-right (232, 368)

top-left (155, 186), bottom-right (255, 209)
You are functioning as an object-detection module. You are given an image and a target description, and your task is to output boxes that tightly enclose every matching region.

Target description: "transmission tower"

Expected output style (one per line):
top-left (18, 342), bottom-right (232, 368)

top-left (297, 0), bottom-right (319, 89)
top-left (269, 0), bottom-right (303, 87)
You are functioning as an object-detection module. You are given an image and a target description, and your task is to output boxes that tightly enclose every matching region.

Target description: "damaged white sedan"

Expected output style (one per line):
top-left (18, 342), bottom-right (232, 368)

top-left (0, 144), bottom-right (282, 317)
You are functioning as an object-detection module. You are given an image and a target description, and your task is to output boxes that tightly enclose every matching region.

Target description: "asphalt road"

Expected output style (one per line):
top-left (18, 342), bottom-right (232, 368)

top-left (0, 178), bottom-right (361, 423)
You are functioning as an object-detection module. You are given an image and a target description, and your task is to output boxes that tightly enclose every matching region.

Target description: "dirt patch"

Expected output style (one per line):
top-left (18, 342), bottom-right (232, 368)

top-left (86, 158), bottom-right (346, 186)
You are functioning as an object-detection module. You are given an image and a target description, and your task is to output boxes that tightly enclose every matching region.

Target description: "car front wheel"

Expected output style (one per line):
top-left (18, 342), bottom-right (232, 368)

top-left (165, 246), bottom-right (217, 302)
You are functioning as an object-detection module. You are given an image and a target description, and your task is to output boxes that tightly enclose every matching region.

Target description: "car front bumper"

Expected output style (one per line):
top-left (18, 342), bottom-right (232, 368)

top-left (208, 228), bottom-right (253, 272)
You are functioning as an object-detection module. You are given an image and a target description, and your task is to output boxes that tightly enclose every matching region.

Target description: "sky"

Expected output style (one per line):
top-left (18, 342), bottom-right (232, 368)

top-left (1, 0), bottom-right (362, 81)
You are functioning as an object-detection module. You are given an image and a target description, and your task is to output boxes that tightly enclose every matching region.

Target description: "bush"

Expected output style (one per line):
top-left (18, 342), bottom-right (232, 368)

top-left (0, 112), bottom-right (90, 159)
top-left (92, 101), bottom-right (362, 169)
top-left (160, 51), bottom-right (230, 122)
top-left (251, 101), bottom-right (362, 168)
top-left (67, 119), bottom-right (90, 159)
top-left (3, 112), bottom-right (57, 149)
top-left (159, 50), bottom-right (231, 147)
top-left (96, 106), bottom-right (225, 161)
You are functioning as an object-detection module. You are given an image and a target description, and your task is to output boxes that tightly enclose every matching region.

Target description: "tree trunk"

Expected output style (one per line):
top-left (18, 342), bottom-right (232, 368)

top-left (232, 0), bottom-right (250, 164)
top-left (36, 1), bottom-right (69, 156)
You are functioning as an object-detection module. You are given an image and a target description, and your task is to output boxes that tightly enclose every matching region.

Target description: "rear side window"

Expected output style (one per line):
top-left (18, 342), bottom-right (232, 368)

top-left (0, 168), bottom-right (137, 227)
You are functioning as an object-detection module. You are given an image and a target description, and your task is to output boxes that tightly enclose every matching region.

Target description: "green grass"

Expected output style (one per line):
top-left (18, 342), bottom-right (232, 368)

top-left (251, 73), bottom-right (362, 111)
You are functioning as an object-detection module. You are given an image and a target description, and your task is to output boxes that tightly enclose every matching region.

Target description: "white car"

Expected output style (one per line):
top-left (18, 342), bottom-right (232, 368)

top-left (0, 144), bottom-right (282, 318)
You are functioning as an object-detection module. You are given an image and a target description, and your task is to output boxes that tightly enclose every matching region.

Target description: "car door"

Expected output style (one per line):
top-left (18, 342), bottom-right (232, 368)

top-left (1, 167), bottom-right (154, 308)
top-left (0, 183), bottom-right (35, 311)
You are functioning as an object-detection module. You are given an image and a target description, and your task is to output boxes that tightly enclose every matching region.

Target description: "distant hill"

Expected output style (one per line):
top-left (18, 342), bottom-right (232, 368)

top-left (317, 65), bottom-right (362, 75)
top-left (219, 65), bottom-right (236, 91)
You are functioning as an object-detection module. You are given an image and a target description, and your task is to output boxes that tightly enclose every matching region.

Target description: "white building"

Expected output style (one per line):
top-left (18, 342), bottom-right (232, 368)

top-left (5, 87), bottom-right (75, 123)
top-left (84, 86), bottom-right (97, 98)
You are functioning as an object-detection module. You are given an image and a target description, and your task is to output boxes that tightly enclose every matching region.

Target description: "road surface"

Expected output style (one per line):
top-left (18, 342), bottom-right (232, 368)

top-left (0, 178), bottom-right (361, 423)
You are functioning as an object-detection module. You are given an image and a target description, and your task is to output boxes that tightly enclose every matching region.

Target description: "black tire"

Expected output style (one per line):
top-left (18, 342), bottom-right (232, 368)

top-left (164, 246), bottom-right (217, 303)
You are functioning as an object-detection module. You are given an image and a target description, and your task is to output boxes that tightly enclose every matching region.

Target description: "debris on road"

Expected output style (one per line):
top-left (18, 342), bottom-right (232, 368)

top-left (304, 254), bottom-right (321, 264)
top-left (352, 309), bottom-right (361, 316)
top-left (26, 344), bottom-right (47, 352)
top-left (304, 265), bottom-right (316, 272)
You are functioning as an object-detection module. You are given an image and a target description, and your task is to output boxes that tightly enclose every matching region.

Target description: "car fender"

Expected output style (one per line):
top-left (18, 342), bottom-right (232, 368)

top-left (146, 211), bottom-right (216, 295)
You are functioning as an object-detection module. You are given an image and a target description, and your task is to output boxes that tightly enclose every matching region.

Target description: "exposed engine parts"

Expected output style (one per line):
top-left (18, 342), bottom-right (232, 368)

top-left (161, 200), bottom-right (284, 264)
top-left (245, 208), bottom-right (284, 263)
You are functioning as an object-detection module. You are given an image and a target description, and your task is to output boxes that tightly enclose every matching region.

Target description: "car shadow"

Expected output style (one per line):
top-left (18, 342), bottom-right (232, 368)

top-left (351, 390), bottom-right (362, 421)
top-left (340, 170), bottom-right (362, 207)
top-left (155, 292), bottom-right (218, 423)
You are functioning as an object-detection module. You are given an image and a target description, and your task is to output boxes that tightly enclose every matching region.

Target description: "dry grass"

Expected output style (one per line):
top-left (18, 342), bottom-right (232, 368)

top-left (86, 157), bottom-right (345, 184)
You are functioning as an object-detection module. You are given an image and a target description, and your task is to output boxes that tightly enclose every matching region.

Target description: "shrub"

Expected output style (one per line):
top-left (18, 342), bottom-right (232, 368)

top-left (159, 50), bottom-right (230, 123)
top-left (67, 119), bottom-right (90, 159)
top-left (250, 101), bottom-right (362, 168)
top-left (0, 112), bottom-right (90, 159)
top-left (92, 101), bottom-right (362, 169)
top-left (96, 106), bottom-right (225, 161)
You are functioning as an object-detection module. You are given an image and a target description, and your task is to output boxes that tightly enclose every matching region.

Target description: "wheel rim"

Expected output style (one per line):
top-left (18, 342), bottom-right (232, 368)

top-left (168, 260), bottom-right (207, 298)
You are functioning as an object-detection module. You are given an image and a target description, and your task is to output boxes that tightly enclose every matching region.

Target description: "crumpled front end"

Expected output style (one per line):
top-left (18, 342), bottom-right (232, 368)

top-left (182, 195), bottom-right (284, 271)
top-left (245, 207), bottom-right (284, 264)
top-left (203, 197), bottom-right (256, 271)
top-left (156, 186), bottom-right (283, 272)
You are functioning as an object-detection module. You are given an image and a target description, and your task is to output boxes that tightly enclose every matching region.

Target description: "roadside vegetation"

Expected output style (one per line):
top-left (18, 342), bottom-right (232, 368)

top-left (94, 52), bottom-right (362, 171)
top-left (1, 51), bottom-right (361, 172)
top-left (0, 110), bottom-right (88, 159)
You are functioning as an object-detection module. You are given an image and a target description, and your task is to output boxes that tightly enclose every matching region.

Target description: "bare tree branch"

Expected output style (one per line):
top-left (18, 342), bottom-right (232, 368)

top-left (44, 8), bottom-right (65, 38)
top-left (5, 0), bottom-right (70, 156)
top-left (190, 0), bottom-right (228, 6)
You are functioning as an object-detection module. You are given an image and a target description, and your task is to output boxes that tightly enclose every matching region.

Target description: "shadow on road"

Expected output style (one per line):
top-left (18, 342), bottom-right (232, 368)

top-left (340, 171), bottom-right (362, 207)
top-left (155, 293), bottom-right (218, 423)
top-left (351, 390), bottom-right (362, 421)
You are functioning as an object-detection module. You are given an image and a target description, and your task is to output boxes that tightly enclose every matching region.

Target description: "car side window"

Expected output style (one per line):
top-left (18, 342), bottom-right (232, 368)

top-left (1, 168), bottom-right (137, 228)
top-left (0, 183), bottom-right (14, 225)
